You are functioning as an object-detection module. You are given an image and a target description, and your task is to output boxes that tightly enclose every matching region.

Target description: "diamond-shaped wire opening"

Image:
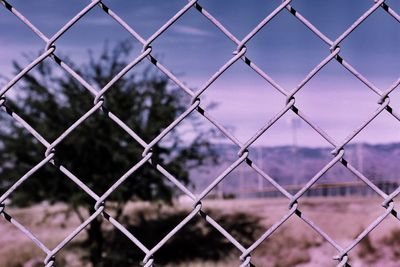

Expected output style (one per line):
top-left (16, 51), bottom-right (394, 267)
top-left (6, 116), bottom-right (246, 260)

top-left (141, 110), bottom-right (231, 199)
top-left (100, 0), bottom-right (193, 39)
top-left (0, 109), bottom-right (45, 173)
top-left (196, 0), bottom-right (283, 38)
top-left (337, 7), bottom-right (399, 86)
top-left (103, 206), bottom-right (252, 265)
top-left (287, 0), bottom-right (376, 38)
top-left (191, 148), bottom-right (249, 202)
top-left (92, 213), bottom-right (147, 266)
top-left (147, 7), bottom-right (236, 88)
top-left (0, 160), bottom-right (99, 251)
top-left (100, 62), bottom-right (195, 144)
top-left (1, 57), bottom-right (101, 141)
top-left (333, 204), bottom-right (396, 265)
top-left (154, 110), bottom-right (218, 155)
top-left (49, 109), bottom-right (146, 196)
top-left (250, 214), bottom-right (332, 266)
top-left (295, 163), bottom-right (385, 241)
top-left (196, 154), bottom-right (294, 263)
top-left (346, 112), bottom-right (400, 194)
top-left (244, 10), bottom-right (329, 89)
top-left (246, 112), bottom-right (335, 190)
top-left (200, 62), bottom-right (284, 144)
top-left (349, 213), bottom-right (399, 265)
top-left (294, 60), bottom-right (380, 141)
top-left (4, 1), bottom-right (90, 37)
top-left (0, 9), bottom-right (43, 78)
top-left (48, 6), bottom-right (144, 67)
top-left (151, 111), bottom-right (245, 196)
top-left (0, 211), bottom-right (50, 266)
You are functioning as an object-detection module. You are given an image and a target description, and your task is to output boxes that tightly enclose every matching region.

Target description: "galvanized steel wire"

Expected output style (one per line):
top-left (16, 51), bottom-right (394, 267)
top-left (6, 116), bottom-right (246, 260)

top-left (0, 0), bottom-right (399, 266)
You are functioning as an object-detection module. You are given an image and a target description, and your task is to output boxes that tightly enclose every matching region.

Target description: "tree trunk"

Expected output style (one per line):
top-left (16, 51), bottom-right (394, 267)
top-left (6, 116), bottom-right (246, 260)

top-left (87, 215), bottom-right (104, 267)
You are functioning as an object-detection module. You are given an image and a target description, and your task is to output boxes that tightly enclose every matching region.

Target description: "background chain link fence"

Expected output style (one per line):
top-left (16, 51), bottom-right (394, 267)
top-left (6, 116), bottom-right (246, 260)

top-left (0, 0), bottom-right (399, 266)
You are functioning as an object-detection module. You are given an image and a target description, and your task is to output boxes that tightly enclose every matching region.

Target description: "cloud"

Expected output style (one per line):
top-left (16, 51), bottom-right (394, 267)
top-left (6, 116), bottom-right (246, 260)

top-left (172, 25), bottom-right (212, 37)
top-left (80, 16), bottom-right (114, 26)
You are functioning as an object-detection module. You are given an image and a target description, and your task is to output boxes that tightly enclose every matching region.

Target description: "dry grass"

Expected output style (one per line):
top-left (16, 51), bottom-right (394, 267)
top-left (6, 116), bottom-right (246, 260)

top-left (0, 197), bottom-right (399, 267)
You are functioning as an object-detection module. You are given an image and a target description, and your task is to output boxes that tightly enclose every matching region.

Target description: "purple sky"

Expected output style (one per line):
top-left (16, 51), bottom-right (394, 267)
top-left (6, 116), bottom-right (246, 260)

top-left (0, 0), bottom-right (399, 147)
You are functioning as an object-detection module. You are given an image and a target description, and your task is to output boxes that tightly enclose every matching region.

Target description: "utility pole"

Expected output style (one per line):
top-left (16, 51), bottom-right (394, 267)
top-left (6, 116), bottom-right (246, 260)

top-left (357, 142), bottom-right (364, 173)
top-left (290, 117), bottom-right (300, 185)
top-left (257, 146), bottom-right (263, 196)
top-left (239, 164), bottom-right (244, 199)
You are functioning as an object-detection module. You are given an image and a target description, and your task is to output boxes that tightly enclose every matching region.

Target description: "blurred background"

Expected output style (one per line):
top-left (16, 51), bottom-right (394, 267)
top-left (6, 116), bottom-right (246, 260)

top-left (0, 0), bottom-right (399, 266)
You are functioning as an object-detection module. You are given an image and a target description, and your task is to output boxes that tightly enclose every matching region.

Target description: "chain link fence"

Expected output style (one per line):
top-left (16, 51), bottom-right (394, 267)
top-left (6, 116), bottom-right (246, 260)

top-left (0, 0), bottom-right (399, 266)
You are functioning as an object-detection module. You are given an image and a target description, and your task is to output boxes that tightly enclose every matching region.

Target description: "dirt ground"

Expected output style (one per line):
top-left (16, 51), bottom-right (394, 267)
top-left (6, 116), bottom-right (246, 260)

top-left (197, 197), bottom-right (400, 267)
top-left (0, 197), bottom-right (399, 267)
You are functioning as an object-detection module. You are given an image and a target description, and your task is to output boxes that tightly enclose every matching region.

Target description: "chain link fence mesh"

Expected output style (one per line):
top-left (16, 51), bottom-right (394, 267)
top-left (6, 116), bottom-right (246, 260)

top-left (0, 0), bottom-right (399, 266)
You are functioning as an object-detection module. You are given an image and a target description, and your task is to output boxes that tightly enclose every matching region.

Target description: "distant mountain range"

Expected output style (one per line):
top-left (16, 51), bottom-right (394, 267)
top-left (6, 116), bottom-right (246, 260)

top-left (190, 143), bottom-right (400, 194)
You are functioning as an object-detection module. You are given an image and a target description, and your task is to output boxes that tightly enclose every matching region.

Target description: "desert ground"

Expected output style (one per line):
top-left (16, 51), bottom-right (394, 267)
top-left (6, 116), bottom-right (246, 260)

top-left (0, 197), bottom-right (399, 267)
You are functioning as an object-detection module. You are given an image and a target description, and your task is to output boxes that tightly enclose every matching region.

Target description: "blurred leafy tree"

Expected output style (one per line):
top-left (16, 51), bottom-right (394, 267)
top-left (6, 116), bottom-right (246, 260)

top-left (0, 41), bottom-right (218, 266)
